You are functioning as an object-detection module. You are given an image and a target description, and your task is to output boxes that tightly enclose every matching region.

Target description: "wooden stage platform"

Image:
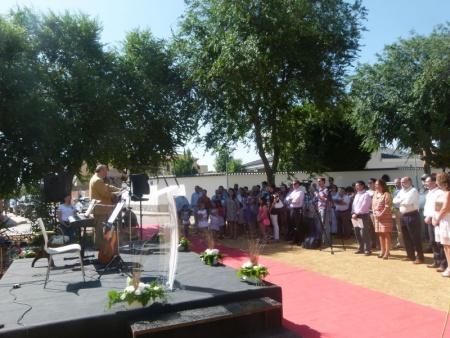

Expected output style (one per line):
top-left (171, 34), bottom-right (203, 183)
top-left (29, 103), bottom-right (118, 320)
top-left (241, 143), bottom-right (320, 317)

top-left (0, 242), bottom-right (283, 338)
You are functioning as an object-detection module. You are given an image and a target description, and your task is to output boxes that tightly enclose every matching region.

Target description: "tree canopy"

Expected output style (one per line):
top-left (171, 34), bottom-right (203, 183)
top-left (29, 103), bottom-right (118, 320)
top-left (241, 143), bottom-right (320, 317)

top-left (175, 0), bottom-right (367, 183)
top-left (170, 149), bottom-right (198, 176)
top-left (0, 8), bottom-right (197, 197)
top-left (214, 148), bottom-right (245, 173)
top-left (348, 24), bottom-right (450, 171)
top-left (279, 104), bottom-right (371, 173)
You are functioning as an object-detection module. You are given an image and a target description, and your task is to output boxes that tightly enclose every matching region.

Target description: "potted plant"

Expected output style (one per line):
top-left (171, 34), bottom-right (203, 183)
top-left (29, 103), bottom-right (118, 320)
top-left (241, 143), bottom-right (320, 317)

top-left (178, 237), bottom-right (191, 251)
top-left (237, 237), bottom-right (269, 285)
top-left (199, 248), bottom-right (224, 266)
top-left (107, 276), bottom-right (166, 310)
top-left (237, 261), bottom-right (269, 285)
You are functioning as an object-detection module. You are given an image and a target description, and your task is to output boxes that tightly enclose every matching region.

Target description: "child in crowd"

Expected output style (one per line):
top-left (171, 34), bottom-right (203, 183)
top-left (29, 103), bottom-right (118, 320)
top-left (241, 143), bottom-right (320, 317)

top-left (257, 196), bottom-right (270, 244)
top-left (237, 187), bottom-right (247, 237)
top-left (216, 200), bottom-right (225, 239)
top-left (245, 193), bottom-right (257, 237)
top-left (197, 201), bottom-right (209, 241)
top-left (179, 204), bottom-right (191, 238)
top-left (209, 200), bottom-right (221, 240)
top-left (226, 188), bottom-right (240, 239)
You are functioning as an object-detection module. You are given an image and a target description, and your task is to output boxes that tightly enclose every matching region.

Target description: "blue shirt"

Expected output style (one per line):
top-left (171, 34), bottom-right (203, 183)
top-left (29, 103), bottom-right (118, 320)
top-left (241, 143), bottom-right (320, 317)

top-left (191, 192), bottom-right (202, 207)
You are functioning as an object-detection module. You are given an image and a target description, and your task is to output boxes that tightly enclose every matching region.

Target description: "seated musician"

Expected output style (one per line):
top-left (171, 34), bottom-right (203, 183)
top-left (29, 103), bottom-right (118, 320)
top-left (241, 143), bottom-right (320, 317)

top-left (57, 195), bottom-right (77, 243)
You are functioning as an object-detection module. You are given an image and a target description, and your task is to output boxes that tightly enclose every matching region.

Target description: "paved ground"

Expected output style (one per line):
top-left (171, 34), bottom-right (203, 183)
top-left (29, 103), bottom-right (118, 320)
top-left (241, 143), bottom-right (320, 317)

top-left (0, 214), bottom-right (33, 236)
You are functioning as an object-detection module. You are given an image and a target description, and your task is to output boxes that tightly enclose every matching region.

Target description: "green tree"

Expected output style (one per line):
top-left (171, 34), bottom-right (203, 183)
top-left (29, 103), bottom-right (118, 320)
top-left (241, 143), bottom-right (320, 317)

top-left (0, 9), bottom-right (51, 195)
top-left (0, 8), bottom-right (199, 197)
top-left (170, 149), bottom-right (198, 176)
top-left (175, 0), bottom-right (366, 183)
top-left (279, 104), bottom-right (371, 173)
top-left (214, 148), bottom-right (245, 173)
top-left (0, 8), bottom-right (114, 194)
top-left (112, 29), bottom-right (199, 175)
top-left (348, 24), bottom-right (450, 171)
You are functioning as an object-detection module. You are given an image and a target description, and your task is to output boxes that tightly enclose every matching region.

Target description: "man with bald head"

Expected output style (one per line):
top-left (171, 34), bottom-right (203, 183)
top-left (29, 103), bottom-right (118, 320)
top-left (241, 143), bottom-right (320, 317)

top-left (89, 164), bottom-right (120, 250)
top-left (393, 176), bottom-right (424, 264)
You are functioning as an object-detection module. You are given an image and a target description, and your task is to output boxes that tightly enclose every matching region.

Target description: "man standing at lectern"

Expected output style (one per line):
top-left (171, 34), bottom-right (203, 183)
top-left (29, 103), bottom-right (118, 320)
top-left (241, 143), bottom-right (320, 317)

top-left (89, 165), bottom-right (120, 250)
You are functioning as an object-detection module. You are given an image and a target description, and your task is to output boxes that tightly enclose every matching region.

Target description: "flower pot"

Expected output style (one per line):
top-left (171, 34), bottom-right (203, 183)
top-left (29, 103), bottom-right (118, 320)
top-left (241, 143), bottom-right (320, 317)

top-left (241, 275), bottom-right (262, 284)
top-left (124, 300), bottom-right (152, 310)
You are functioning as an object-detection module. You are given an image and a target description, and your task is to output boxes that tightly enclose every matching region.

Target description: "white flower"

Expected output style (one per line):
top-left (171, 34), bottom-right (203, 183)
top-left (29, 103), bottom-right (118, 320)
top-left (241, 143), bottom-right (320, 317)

top-left (125, 285), bottom-right (135, 293)
top-left (242, 261), bottom-right (253, 268)
top-left (120, 293), bottom-right (126, 300)
top-left (205, 249), bottom-right (213, 255)
top-left (153, 286), bottom-right (160, 291)
top-left (211, 249), bottom-right (219, 255)
top-left (258, 263), bottom-right (265, 269)
top-left (253, 266), bottom-right (259, 270)
top-left (134, 289), bottom-right (142, 296)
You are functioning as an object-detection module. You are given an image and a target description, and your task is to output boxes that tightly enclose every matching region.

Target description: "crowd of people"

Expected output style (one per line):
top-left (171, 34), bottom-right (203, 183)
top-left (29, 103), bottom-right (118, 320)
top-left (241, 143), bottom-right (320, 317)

top-left (183, 173), bottom-right (450, 278)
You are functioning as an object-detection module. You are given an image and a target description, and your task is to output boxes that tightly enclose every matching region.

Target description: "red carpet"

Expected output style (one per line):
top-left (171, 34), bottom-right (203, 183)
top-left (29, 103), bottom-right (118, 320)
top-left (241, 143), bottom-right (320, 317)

top-left (182, 233), bottom-right (450, 338)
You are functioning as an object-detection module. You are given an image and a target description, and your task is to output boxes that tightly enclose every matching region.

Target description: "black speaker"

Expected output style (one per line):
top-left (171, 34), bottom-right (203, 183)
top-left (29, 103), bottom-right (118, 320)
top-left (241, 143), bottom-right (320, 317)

top-left (44, 173), bottom-right (72, 203)
top-left (131, 173), bottom-right (150, 201)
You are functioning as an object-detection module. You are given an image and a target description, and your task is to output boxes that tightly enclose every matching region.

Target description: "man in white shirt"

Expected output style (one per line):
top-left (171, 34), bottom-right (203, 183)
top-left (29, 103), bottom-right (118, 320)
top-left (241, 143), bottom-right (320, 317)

top-left (393, 176), bottom-right (424, 264)
top-left (286, 179), bottom-right (305, 242)
top-left (392, 178), bottom-right (405, 249)
top-left (335, 187), bottom-right (351, 238)
top-left (351, 181), bottom-right (372, 255)
top-left (423, 175), bottom-right (447, 271)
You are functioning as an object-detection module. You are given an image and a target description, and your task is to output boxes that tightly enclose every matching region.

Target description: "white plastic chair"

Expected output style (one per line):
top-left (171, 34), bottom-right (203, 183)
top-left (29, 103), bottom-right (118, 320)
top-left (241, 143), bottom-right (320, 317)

top-left (37, 218), bottom-right (85, 288)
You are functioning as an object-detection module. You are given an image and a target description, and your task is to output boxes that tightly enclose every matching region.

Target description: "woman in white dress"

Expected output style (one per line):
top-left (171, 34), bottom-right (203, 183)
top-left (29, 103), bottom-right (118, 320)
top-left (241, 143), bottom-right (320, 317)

top-left (433, 172), bottom-right (450, 277)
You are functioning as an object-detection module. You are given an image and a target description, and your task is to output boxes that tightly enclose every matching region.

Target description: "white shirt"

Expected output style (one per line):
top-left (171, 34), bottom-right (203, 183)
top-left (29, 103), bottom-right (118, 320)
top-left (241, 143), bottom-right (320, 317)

top-left (287, 188), bottom-right (305, 208)
top-left (392, 186), bottom-right (419, 214)
top-left (335, 194), bottom-right (350, 212)
top-left (367, 189), bottom-right (375, 197)
top-left (57, 203), bottom-right (76, 222)
top-left (423, 187), bottom-right (442, 217)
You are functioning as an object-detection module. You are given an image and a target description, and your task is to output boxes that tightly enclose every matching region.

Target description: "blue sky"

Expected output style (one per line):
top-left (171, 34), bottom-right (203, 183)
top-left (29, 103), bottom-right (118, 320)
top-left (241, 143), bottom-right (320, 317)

top-left (1, 0), bottom-right (449, 170)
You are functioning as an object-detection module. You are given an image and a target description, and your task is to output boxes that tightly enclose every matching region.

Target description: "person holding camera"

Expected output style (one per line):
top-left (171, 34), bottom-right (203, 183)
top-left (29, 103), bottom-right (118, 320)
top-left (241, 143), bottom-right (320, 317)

top-left (315, 177), bottom-right (330, 247)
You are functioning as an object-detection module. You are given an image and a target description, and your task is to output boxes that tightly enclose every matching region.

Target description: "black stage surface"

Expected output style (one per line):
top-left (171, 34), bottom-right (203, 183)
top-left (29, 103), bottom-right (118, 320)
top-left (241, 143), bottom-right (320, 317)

top-left (0, 242), bottom-right (283, 338)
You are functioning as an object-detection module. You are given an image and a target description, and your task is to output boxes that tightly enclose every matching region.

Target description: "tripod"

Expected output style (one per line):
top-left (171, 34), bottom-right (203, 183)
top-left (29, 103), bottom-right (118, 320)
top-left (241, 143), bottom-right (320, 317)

top-left (97, 200), bottom-right (132, 279)
top-left (288, 208), bottom-right (304, 250)
top-left (314, 203), bottom-right (334, 255)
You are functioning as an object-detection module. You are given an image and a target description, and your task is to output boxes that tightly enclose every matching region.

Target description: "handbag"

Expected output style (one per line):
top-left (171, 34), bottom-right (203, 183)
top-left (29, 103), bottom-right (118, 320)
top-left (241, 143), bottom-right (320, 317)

top-left (263, 218), bottom-right (271, 226)
top-left (302, 237), bottom-right (321, 249)
top-left (51, 235), bottom-right (69, 245)
top-left (275, 200), bottom-right (283, 209)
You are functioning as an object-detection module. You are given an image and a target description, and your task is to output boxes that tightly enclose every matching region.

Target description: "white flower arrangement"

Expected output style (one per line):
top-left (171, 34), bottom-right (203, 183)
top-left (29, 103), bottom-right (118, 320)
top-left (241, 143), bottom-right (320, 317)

top-left (199, 248), bottom-right (224, 265)
top-left (237, 261), bottom-right (269, 285)
top-left (107, 276), bottom-right (166, 309)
